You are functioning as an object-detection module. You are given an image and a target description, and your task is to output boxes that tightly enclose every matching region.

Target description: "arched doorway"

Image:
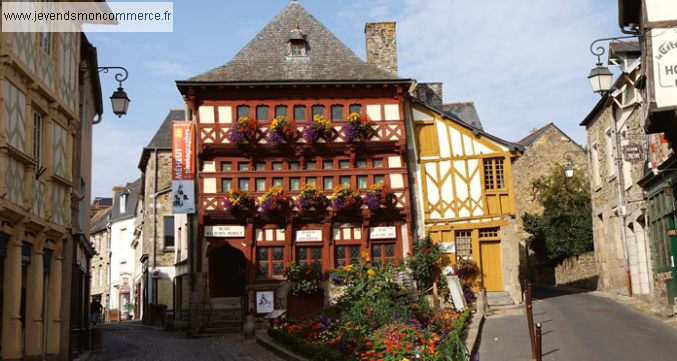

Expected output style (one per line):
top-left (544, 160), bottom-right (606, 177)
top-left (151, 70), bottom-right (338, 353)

top-left (208, 243), bottom-right (246, 298)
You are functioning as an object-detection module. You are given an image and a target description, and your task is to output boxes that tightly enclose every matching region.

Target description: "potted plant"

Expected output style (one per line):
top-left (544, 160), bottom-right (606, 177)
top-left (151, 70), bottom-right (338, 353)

top-left (224, 189), bottom-right (255, 212)
top-left (124, 303), bottom-right (134, 320)
top-left (228, 116), bottom-right (261, 144)
top-left (341, 112), bottom-right (371, 142)
top-left (298, 182), bottom-right (327, 209)
top-left (330, 185), bottom-right (362, 211)
top-left (284, 261), bottom-right (323, 295)
top-left (260, 185), bottom-right (291, 213)
top-left (267, 116), bottom-right (298, 147)
top-left (302, 115), bottom-right (333, 143)
top-left (108, 308), bottom-right (119, 322)
top-left (363, 183), bottom-right (394, 211)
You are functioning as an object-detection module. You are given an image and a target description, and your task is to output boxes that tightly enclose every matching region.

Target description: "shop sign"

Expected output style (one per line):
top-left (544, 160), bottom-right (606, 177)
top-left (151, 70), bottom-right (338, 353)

top-left (204, 225), bottom-right (245, 237)
top-left (645, 0), bottom-right (677, 27)
top-left (439, 242), bottom-right (456, 254)
top-left (296, 230), bottom-right (322, 242)
top-left (369, 226), bottom-right (396, 239)
top-left (622, 143), bottom-right (644, 163)
top-left (650, 27), bottom-right (677, 109)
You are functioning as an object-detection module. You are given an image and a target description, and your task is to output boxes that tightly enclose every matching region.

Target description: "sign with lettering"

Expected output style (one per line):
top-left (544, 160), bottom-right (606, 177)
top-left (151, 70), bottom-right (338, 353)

top-left (369, 226), bottom-right (397, 239)
top-left (622, 143), bottom-right (644, 163)
top-left (296, 230), bottom-right (322, 242)
top-left (205, 225), bottom-right (245, 238)
top-left (645, 0), bottom-right (677, 27)
top-left (172, 121), bottom-right (196, 214)
top-left (650, 27), bottom-right (677, 109)
top-left (439, 242), bottom-right (456, 254)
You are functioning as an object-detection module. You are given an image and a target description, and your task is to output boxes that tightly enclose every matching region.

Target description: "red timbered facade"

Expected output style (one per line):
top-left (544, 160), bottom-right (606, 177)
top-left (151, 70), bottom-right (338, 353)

top-left (176, 1), bottom-right (412, 322)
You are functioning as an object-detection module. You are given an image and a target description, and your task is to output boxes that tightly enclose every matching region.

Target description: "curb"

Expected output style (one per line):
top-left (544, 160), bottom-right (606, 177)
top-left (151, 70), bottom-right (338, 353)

top-left (256, 334), bottom-right (309, 361)
top-left (465, 311), bottom-right (485, 357)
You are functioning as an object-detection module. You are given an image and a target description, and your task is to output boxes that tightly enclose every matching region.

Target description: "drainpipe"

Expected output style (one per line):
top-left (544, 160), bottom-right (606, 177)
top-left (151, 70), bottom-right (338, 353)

top-left (612, 109), bottom-right (633, 297)
top-left (152, 149), bottom-right (158, 304)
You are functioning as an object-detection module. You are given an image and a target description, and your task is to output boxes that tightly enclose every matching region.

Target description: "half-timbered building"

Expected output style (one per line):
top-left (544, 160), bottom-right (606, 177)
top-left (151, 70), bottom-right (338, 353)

top-left (405, 96), bottom-right (523, 301)
top-left (176, 0), bottom-right (413, 327)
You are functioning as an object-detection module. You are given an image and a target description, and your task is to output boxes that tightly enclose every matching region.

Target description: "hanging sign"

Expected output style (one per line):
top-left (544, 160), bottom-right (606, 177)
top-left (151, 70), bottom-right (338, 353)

top-left (296, 230), bottom-right (322, 242)
top-left (204, 226), bottom-right (245, 238)
top-left (645, 0), bottom-right (677, 27)
top-left (622, 143), bottom-right (644, 163)
top-left (649, 27), bottom-right (677, 110)
top-left (369, 226), bottom-right (396, 239)
top-left (172, 121), bottom-right (195, 214)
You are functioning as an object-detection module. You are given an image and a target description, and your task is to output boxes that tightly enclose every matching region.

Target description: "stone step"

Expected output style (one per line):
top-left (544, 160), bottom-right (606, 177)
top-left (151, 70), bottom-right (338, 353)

top-left (210, 320), bottom-right (241, 328)
top-left (210, 297), bottom-right (241, 309)
top-left (487, 292), bottom-right (516, 307)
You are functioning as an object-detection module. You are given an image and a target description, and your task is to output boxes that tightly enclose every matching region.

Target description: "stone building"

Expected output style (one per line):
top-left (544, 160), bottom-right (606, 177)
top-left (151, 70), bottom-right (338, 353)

top-left (0, 16), bottom-right (103, 361)
top-left (512, 123), bottom-right (588, 284)
top-left (90, 208), bottom-right (112, 318)
top-left (581, 43), bottom-right (654, 299)
top-left (176, 0), bottom-right (414, 330)
top-left (138, 109), bottom-right (191, 323)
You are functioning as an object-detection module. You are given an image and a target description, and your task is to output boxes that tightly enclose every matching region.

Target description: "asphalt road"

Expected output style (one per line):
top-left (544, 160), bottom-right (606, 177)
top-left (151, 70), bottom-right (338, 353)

top-left (480, 285), bottom-right (677, 361)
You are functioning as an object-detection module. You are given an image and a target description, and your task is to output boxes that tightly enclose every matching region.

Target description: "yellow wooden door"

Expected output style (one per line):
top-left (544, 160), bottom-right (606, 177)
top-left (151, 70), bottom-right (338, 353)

top-left (479, 241), bottom-right (503, 292)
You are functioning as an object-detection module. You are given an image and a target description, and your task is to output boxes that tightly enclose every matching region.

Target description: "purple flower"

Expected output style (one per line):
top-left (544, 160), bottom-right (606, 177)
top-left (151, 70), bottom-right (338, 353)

top-left (341, 124), bottom-right (360, 142)
top-left (224, 197), bottom-right (234, 211)
top-left (267, 131), bottom-right (283, 147)
top-left (364, 192), bottom-right (381, 211)
top-left (303, 121), bottom-right (321, 143)
top-left (261, 199), bottom-right (275, 213)
top-left (329, 273), bottom-right (342, 283)
top-left (333, 197), bottom-right (345, 210)
top-left (229, 131), bottom-right (247, 144)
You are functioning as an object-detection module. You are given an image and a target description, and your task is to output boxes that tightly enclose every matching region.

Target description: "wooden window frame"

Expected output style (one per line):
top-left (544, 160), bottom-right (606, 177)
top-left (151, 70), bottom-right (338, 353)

top-left (334, 245), bottom-right (361, 267)
top-left (371, 243), bottom-right (396, 264)
top-left (483, 158), bottom-right (506, 191)
top-left (257, 246), bottom-right (285, 278)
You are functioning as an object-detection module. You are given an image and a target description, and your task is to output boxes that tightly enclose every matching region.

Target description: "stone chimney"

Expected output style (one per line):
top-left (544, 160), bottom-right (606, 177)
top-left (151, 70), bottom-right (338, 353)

top-left (416, 83), bottom-right (443, 109)
top-left (365, 22), bottom-right (398, 75)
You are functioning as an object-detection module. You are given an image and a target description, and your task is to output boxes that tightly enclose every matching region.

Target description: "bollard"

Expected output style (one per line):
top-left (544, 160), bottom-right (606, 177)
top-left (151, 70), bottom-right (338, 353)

top-left (535, 323), bottom-right (542, 361)
top-left (525, 281), bottom-right (536, 359)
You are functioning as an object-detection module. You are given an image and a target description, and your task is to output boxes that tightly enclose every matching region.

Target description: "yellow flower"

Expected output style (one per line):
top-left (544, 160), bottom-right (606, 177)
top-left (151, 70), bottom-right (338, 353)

top-left (345, 265), bottom-right (353, 271)
top-left (367, 269), bottom-right (376, 278)
top-left (401, 286), bottom-right (406, 291)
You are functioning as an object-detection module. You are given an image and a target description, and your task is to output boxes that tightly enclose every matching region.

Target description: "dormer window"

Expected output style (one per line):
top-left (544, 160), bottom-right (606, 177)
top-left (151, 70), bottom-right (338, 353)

top-left (290, 40), bottom-right (305, 56)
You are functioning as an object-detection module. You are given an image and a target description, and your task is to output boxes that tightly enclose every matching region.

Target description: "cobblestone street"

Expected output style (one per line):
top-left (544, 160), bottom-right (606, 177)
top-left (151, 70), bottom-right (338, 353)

top-left (91, 322), bottom-right (283, 361)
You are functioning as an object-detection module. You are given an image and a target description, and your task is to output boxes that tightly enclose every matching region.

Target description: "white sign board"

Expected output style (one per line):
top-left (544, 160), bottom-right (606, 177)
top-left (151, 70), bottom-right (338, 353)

top-left (651, 27), bottom-right (677, 109)
top-left (204, 226), bottom-right (245, 238)
top-left (369, 226), bottom-right (396, 239)
top-left (296, 230), bottom-right (323, 242)
top-left (439, 242), bottom-right (456, 254)
top-left (646, 0), bottom-right (677, 25)
top-left (446, 275), bottom-right (467, 312)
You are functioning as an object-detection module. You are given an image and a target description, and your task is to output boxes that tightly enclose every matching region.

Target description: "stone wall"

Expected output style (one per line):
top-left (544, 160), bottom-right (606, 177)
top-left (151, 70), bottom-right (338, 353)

top-left (142, 150), bottom-right (175, 268)
top-left (555, 252), bottom-right (599, 291)
top-left (365, 22), bottom-right (397, 75)
top-left (510, 125), bottom-right (588, 284)
top-left (416, 83), bottom-right (443, 109)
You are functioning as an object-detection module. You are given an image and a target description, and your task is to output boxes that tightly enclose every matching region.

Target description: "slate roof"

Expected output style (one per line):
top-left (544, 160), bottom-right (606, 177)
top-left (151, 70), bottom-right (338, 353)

top-left (90, 207), bottom-right (111, 234)
top-left (517, 122), bottom-right (584, 152)
top-left (609, 41), bottom-right (640, 54)
top-left (146, 109), bottom-right (185, 149)
top-left (182, 0), bottom-right (402, 83)
top-left (91, 197), bottom-right (113, 208)
top-left (110, 178), bottom-right (142, 223)
top-left (442, 102), bottom-right (484, 131)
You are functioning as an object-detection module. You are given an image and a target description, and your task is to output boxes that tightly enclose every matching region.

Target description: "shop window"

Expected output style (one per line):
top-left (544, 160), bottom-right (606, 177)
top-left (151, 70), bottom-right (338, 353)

top-left (297, 246), bottom-right (322, 269)
top-left (372, 244), bottom-right (395, 264)
top-left (258, 247), bottom-right (285, 277)
top-left (335, 245), bottom-right (360, 267)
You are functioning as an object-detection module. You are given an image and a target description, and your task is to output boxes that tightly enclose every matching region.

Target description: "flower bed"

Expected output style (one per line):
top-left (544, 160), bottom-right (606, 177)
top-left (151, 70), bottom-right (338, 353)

top-left (341, 112), bottom-right (371, 142)
top-left (223, 189), bottom-right (255, 212)
top-left (260, 185), bottom-right (291, 213)
top-left (284, 261), bottom-right (323, 295)
top-left (364, 183), bottom-right (394, 211)
top-left (268, 116), bottom-right (297, 147)
top-left (272, 253), bottom-right (471, 361)
top-left (303, 115), bottom-right (333, 143)
top-left (331, 185), bottom-right (362, 211)
top-left (298, 182), bottom-right (327, 209)
top-left (228, 116), bottom-right (260, 144)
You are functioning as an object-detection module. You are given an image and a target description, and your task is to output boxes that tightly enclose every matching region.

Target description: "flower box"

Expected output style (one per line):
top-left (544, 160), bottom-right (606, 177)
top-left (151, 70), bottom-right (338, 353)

top-left (364, 183), bottom-right (394, 211)
top-left (268, 116), bottom-right (298, 147)
top-left (341, 112), bottom-right (371, 142)
top-left (298, 182), bottom-right (327, 209)
top-left (224, 189), bottom-right (255, 212)
top-left (228, 116), bottom-right (260, 144)
top-left (302, 115), bottom-right (333, 143)
top-left (260, 185), bottom-right (291, 213)
top-left (330, 185), bottom-right (362, 211)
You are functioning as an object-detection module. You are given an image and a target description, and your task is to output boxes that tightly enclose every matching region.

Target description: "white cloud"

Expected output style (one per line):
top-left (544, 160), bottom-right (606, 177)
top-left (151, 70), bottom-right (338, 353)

top-left (144, 60), bottom-right (194, 77)
top-left (91, 121), bottom-right (146, 197)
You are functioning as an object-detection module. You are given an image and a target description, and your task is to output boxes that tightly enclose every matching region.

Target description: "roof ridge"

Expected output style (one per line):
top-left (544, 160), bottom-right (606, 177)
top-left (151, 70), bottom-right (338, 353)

top-left (443, 101), bottom-right (474, 105)
top-left (517, 122), bottom-right (553, 143)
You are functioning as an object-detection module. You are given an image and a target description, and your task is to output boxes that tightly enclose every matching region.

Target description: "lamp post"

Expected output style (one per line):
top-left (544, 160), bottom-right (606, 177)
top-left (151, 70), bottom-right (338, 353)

top-left (99, 67), bottom-right (130, 117)
top-left (587, 36), bottom-right (638, 95)
top-left (563, 151), bottom-right (577, 178)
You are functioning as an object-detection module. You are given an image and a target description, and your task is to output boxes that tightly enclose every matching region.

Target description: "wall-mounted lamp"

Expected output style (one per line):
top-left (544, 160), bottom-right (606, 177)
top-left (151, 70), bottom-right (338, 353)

top-left (85, 66), bottom-right (131, 118)
top-left (587, 35), bottom-right (640, 95)
top-left (563, 151), bottom-right (578, 179)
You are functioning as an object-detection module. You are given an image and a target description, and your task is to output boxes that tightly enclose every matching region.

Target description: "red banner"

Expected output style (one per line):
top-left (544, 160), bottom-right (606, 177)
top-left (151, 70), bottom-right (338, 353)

top-left (172, 121), bottom-right (195, 214)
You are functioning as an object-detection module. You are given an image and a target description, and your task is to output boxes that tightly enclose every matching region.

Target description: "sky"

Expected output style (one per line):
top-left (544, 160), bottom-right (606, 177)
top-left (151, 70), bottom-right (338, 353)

top-left (88, 0), bottom-right (624, 197)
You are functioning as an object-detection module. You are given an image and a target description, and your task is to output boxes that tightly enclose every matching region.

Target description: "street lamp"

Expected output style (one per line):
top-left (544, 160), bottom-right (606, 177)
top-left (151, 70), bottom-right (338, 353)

top-left (587, 36), bottom-right (638, 95)
top-left (91, 66), bottom-right (130, 118)
top-left (563, 151), bottom-right (578, 179)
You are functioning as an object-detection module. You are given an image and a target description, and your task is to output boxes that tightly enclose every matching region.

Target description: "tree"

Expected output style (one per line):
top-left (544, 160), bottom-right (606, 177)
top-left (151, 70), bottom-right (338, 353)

top-left (523, 164), bottom-right (593, 262)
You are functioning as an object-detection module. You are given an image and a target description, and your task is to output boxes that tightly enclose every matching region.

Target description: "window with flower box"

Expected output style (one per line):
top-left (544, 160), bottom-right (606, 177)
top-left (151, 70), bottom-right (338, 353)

top-left (331, 105), bottom-right (343, 120)
top-left (349, 104), bottom-right (362, 114)
top-left (237, 105), bottom-right (250, 118)
top-left (290, 178), bottom-right (300, 190)
top-left (273, 178), bottom-right (283, 187)
top-left (221, 179), bottom-right (232, 192)
top-left (257, 105), bottom-right (269, 121)
top-left (239, 178), bottom-right (249, 191)
top-left (258, 247), bottom-right (285, 277)
top-left (255, 178), bottom-right (266, 191)
top-left (275, 105), bottom-right (287, 117)
top-left (312, 105), bottom-right (325, 118)
top-left (296, 246), bottom-right (323, 269)
top-left (372, 243), bottom-right (395, 264)
top-left (294, 106), bottom-right (306, 121)
top-left (335, 245), bottom-right (361, 267)
top-left (340, 176), bottom-right (350, 187)
top-left (357, 176), bottom-right (368, 189)
top-left (374, 175), bottom-right (385, 184)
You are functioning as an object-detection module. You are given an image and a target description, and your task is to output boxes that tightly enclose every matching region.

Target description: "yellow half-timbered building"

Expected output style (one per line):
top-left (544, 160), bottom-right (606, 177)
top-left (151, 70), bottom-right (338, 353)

top-left (405, 97), bottom-right (522, 300)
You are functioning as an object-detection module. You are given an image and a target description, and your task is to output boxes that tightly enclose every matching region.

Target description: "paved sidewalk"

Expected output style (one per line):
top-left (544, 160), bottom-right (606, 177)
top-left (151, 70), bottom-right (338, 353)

top-left (91, 321), bottom-right (282, 361)
top-left (478, 307), bottom-right (533, 361)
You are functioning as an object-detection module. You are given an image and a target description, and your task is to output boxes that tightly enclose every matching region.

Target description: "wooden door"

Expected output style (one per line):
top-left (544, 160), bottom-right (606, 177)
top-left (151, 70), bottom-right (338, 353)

top-left (479, 241), bottom-right (503, 292)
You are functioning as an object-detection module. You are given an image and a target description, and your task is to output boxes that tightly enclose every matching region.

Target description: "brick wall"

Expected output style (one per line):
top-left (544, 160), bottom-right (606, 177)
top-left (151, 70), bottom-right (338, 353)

top-left (555, 252), bottom-right (598, 290)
